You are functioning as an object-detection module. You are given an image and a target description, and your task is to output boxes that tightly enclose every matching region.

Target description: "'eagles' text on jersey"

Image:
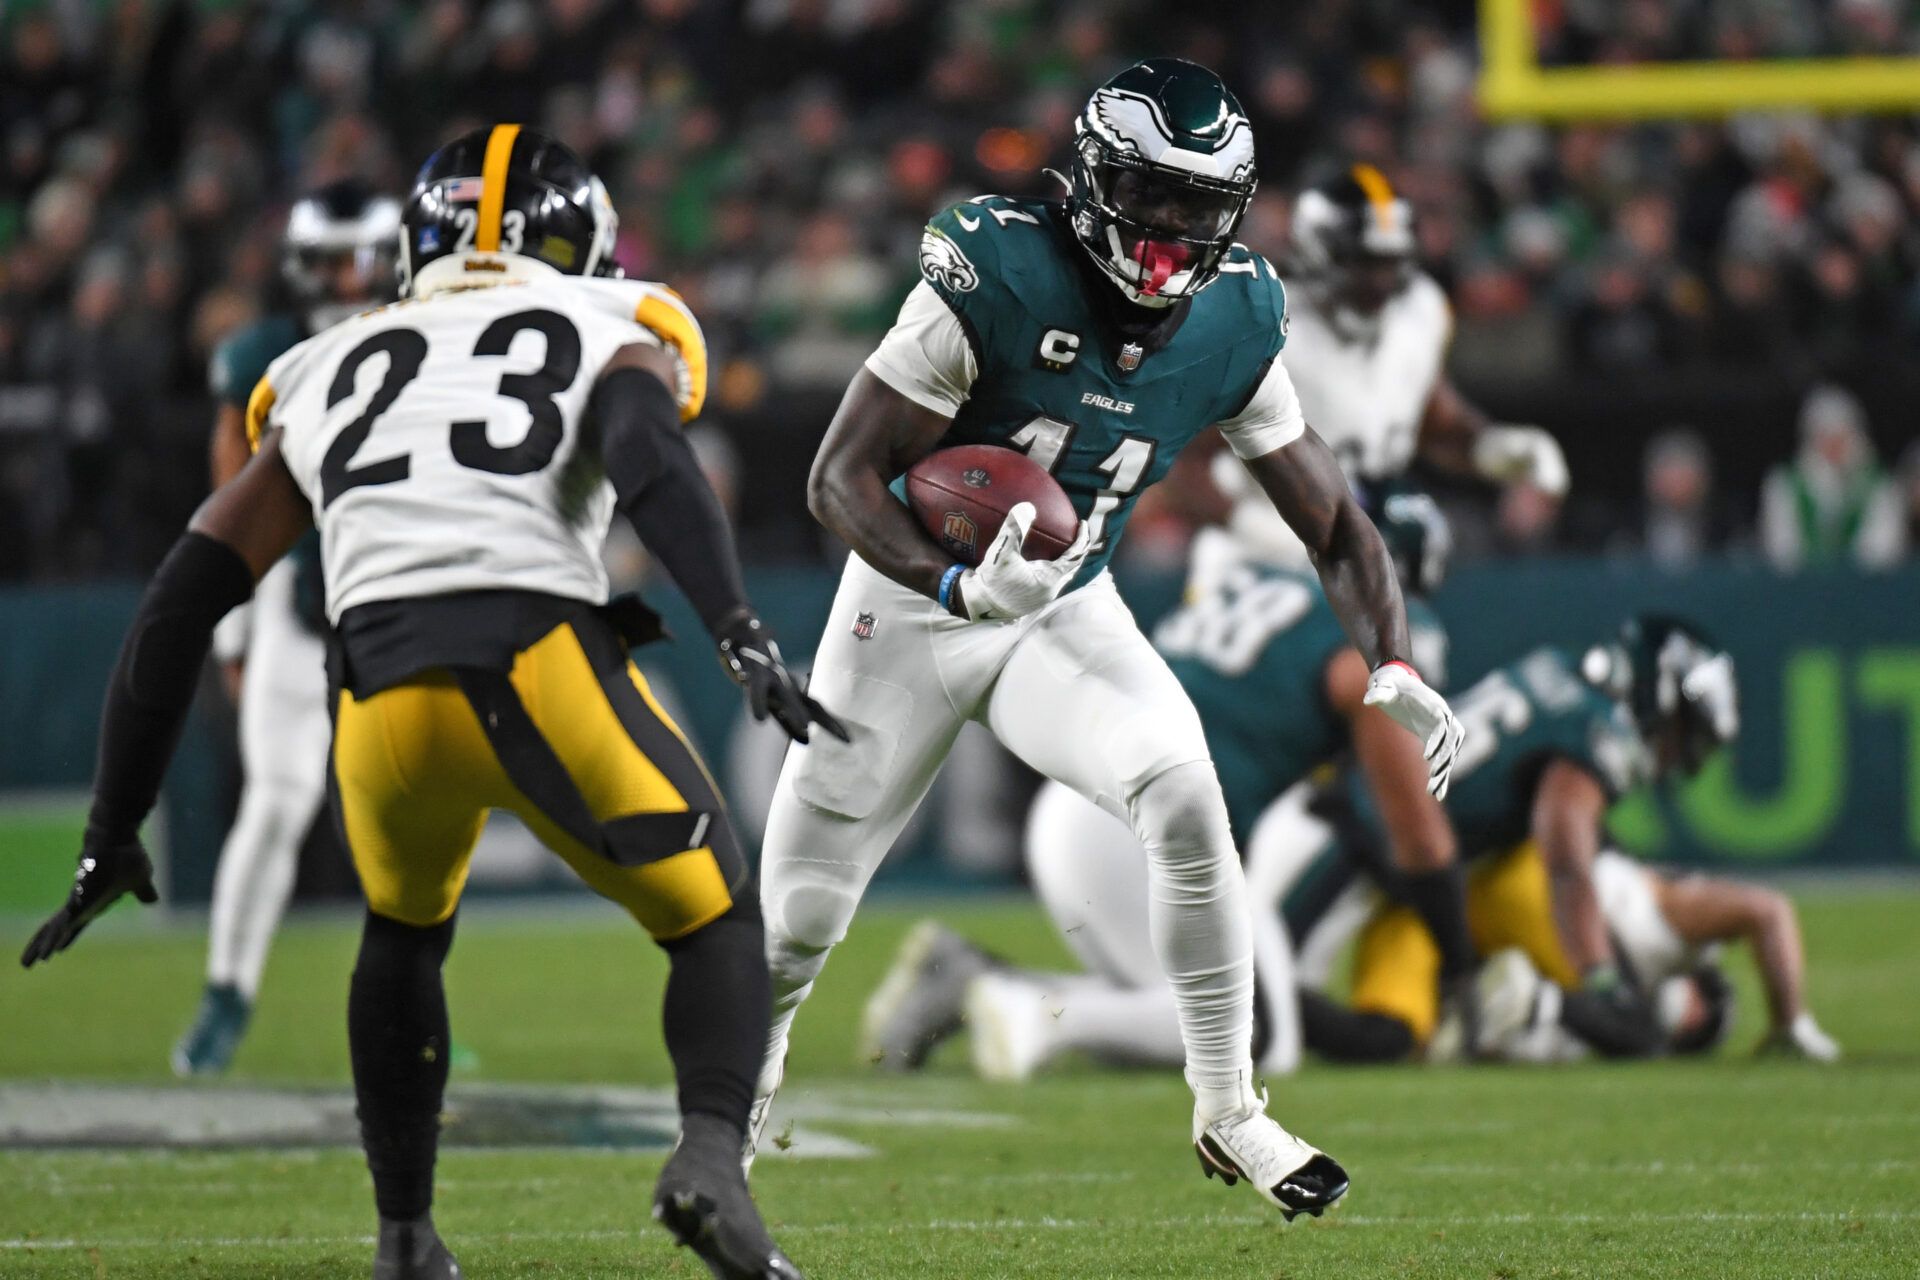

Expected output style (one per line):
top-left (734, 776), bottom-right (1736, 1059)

top-left (248, 268), bottom-right (705, 622)
top-left (870, 196), bottom-right (1305, 585)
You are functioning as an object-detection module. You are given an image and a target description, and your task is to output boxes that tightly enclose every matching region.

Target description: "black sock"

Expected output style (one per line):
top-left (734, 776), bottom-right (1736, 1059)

top-left (1297, 988), bottom-right (1417, 1063)
top-left (349, 909), bottom-right (456, 1221)
top-left (659, 894), bottom-right (769, 1135)
top-left (1401, 865), bottom-right (1476, 982)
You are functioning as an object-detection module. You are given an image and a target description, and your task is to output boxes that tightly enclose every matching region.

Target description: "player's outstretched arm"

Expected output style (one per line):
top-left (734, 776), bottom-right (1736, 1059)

top-left (1247, 428), bottom-right (1463, 796)
top-left (1652, 873), bottom-right (1838, 1060)
top-left (1529, 759), bottom-right (1615, 976)
top-left (1419, 377), bottom-right (1569, 497)
top-left (807, 368), bottom-right (960, 600)
top-left (594, 344), bottom-right (846, 745)
top-left (21, 437), bottom-right (310, 968)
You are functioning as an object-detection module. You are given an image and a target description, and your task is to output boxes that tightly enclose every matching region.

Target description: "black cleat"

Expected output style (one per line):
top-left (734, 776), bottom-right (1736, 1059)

top-left (656, 1115), bottom-right (805, 1279)
top-left (859, 920), bottom-right (1002, 1071)
top-left (372, 1213), bottom-right (461, 1279)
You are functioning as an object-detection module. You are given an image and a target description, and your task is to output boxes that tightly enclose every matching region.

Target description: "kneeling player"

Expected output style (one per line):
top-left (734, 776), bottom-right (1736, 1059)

top-left (20, 128), bottom-right (839, 1280)
top-left (862, 489), bottom-right (1461, 1081)
top-left (1301, 617), bottom-right (1749, 1062)
top-left (1468, 848), bottom-right (1841, 1063)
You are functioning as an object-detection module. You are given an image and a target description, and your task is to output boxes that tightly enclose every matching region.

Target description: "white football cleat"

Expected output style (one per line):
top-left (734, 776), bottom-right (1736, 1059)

top-left (1473, 948), bottom-right (1549, 1060)
top-left (741, 1057), bottom-right (783, 1178)
top-left (964, 972), bottom-right (1054, 1083)
top-left (1193, 1093), bottom-right (1349, 1222)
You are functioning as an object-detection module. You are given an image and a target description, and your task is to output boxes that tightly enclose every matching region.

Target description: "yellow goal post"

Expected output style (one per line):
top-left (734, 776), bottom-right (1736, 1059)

top-left (1477, 0), bottom-right (1920, 120)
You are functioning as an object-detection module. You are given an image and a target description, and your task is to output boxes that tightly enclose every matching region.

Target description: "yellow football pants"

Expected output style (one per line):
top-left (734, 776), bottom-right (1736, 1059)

top-left (1349, 841), bottom-right (1580, 1043)
top-left (330, 618), bottom-right (738, 940)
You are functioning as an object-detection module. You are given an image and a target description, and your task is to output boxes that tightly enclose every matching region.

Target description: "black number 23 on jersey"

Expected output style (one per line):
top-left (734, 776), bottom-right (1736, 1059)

top-left (320, 309), bottom-right (581, 508)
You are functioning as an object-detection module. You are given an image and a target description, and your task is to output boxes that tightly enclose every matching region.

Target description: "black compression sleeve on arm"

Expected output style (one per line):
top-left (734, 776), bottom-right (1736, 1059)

top-left (1402, 865), bottom-right (1477, 981)
top-left (89, 532), bottom-right (255, 843)
top-left (593, 367), bottom-right (751, 635)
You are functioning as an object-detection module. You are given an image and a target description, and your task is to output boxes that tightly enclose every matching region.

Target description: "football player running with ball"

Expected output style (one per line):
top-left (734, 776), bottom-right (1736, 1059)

top-left (753, 59), bottom-right (1464, 1220)
top-left (21, 128), bottom-right (838, 1280)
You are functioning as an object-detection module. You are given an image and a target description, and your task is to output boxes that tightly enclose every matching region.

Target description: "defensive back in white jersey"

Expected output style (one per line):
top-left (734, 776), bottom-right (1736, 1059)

top-left (245, 262), bottom-right (704, 622)
top-left (1278, 270), bottom-right (1451, 482)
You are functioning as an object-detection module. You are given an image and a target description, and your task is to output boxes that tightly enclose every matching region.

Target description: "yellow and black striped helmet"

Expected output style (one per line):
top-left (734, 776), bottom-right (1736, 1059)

top-left (398, 124), bottom-right (619, 296)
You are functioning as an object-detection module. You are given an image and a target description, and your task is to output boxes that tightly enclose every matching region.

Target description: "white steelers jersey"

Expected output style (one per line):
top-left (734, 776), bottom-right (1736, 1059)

top-left (1279, 270), bottom-right (1451, 482)
top-left (246, 257), bottom-right (706, 622)
top-left (1594, 850), bottom-right (1715, 985)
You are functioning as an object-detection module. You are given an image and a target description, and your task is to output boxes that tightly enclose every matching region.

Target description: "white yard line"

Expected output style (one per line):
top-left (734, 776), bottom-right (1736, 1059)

top-left (4, 1208), bottom-right (1915, 1251)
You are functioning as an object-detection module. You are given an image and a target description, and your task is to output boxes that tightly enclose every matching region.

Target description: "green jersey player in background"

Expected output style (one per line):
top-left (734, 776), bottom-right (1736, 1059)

top-left (1299, 617), bottom-right (1745, 1063)
top-left (175, 180), bottom-right (402, 1076)
top-left (752, 59), bottom-right (1466, 1220)
top-left (858, 488), bottom-right (1457, 1085)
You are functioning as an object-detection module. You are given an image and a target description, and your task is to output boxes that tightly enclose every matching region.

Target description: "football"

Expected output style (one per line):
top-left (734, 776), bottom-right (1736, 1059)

top-left (904, 444), bottom-right (1078, 567)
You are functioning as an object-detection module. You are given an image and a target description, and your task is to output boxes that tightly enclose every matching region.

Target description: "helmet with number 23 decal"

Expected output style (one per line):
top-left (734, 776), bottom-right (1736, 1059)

top-left (1069, 58), bottom-right (1258, 308)
top-left (399, 124), bottom-right (620, 298)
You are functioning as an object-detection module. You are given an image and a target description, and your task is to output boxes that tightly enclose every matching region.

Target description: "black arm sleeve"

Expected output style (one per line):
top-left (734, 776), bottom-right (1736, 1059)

top-left (593, 367), bottom-right (752, 635)
top-left (89, 533), bottom-right (256, 843)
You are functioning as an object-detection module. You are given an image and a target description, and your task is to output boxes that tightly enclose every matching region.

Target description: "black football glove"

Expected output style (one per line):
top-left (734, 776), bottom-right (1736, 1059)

top-left (21, 833), bottom-right (158, 968)
top-left (716, 613), bottom-right (850, 746)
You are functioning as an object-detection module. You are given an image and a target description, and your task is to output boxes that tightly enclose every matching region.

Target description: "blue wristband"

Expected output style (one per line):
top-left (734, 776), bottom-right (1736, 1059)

top-left (937, 564), bottom-right (966, 612)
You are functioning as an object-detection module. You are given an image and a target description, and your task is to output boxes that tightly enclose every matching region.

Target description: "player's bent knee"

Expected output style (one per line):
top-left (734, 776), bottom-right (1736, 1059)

top-left (1129, 759), bottom-right (1233, 860)
top-left (765, 882), bottom-right (857, 954)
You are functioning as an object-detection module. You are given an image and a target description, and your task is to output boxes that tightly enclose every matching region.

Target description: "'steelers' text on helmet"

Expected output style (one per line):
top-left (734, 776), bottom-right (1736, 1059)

top-left (399, 124), bottom-right (619, 297)
top-left (1069, 58), bottom-right (1257, 308)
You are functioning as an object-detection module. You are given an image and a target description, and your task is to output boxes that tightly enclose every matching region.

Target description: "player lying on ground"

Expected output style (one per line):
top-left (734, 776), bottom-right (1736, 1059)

top-left (1280, 164), bottom-right (1568, 514)
top-left (1296, 617), bottom-right (1754, 1063)
top-left (1467, 849), bottom-right (1841, 1063)
top-left (861, 485), bottom-right (1463, 1081)
top-left (752, 58), bottom-right (1464, 1222)
top-left (19, 126), bottom-right (841, 1280)
top-left (176, 179), bottom-right (403, 1078)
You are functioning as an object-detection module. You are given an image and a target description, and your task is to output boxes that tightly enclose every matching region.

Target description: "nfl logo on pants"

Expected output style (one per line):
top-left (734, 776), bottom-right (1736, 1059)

top-left (851, 612), bottom-right (878, 640)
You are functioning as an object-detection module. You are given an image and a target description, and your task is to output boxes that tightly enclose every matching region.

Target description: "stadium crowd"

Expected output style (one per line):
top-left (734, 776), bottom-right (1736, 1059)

top-left (3, 0), bottom-right (1918, 580)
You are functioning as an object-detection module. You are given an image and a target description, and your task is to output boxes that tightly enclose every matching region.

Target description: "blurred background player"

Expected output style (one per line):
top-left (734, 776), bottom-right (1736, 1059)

top-left (1297, 616), bottom-right (1741, 1063)
top-left (1473, 848), bottom-right (1842, 1064)
top-left (21, 126), bottom-right (838, 1280)
top-left (1275, 163), bottom-right (1569, 528)
top-left (862, 488), bottom-right (1456, 1082)
top-left (175, 180), bottom-right (402, 1077)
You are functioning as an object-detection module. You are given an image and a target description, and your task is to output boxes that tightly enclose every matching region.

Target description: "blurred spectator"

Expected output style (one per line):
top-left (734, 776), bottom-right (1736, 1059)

top-left (1898, 441), bottom-right (1920, 555)
top-left (0, 1), bottom-right (1917, 578)
top-left (1759, 386), bottom-right (1908, 571)
top-left (1620, 429), bottom-right (1741, 570)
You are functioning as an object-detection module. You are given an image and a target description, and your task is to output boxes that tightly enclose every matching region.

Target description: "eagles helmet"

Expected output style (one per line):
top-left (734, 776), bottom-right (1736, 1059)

top-left (1582, 615), bottom-right (1739, 775)
top-left (399, 124), bottom-right (620, 297)
top-left (1291, 164), bottom-right (1417, 337)
top-left (1374, 490), bottom-right (1452, 599)
top-left (1661, 963), bottom-right (1736, 1056)
top-left (1069, 58), bottom-right (1257, 307)
top-left (283, 179), bottom-right (402, 328)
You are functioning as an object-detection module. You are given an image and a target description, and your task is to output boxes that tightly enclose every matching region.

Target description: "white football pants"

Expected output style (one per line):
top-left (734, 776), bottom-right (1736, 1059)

top-left (759, 554), bottom-right (1257, 1112)
top-left (205, 558), bottom-right (332, 999)
top-left (1023, 779), bottom-right (1315, 1076)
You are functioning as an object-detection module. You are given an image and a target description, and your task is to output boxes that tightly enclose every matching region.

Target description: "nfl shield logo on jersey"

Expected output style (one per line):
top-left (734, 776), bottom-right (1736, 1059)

top-left (941, 511), bottom-right (978, 558)
top-left (1117, 342), bottom-right (1144, 372)
top-left (851, 611), bottom-right (878, 640)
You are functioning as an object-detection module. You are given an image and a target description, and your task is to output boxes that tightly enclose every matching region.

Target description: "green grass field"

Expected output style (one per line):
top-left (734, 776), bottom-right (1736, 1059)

top-left (2, 888), bottom-right (1917, 1278)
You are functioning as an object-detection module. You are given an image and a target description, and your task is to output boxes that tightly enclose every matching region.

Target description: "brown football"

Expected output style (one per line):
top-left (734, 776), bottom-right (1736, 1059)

top-left (904, 444), bottom-right (1078, 567)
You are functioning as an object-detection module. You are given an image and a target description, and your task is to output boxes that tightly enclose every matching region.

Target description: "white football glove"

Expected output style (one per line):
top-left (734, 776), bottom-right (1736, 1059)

top-left (1473, 424), bottom-right (1569, 497)
top-left (953, 502), bottom-right (1093, 623)
top-left (1363, 660), bottom-right (1466, 799)
top-left (1758, 1012), bottom-right (1841, 1064)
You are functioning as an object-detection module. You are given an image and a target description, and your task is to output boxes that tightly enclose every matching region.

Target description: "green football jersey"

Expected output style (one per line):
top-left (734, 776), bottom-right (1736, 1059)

top-left (209, 313), bottom-right (326, 629)
top-left (1343, 646), bottom-right (1651, 863)
top-left (907, 196), bottom-right (1290, 585)
top-left (209, 314), bottom-right (306, 411)
top-left (1154, 560), bottom-right (1449, 845)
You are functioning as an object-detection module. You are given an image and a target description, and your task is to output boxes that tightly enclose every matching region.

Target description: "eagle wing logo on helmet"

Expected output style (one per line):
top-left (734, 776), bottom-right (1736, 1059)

top-left (1087, 88), bottom-right (1254, 182)
top-left (920, 227), bottom-right (979, 294)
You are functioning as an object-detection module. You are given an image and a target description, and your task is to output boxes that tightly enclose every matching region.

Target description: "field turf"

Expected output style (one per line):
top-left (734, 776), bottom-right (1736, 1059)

top-left (2, 887), bottom-right (1917, 1278)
